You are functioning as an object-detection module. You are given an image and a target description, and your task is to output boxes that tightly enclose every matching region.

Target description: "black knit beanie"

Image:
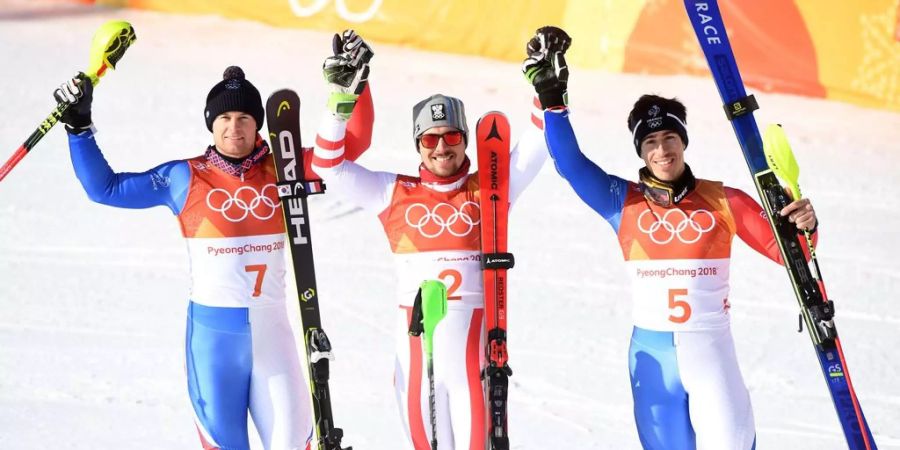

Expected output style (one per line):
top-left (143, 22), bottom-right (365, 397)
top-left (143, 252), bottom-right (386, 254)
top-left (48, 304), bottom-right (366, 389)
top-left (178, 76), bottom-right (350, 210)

top-left (204, 66), bottom-right (264, 131)
top-left (627, 94), bottom-right (689, 156)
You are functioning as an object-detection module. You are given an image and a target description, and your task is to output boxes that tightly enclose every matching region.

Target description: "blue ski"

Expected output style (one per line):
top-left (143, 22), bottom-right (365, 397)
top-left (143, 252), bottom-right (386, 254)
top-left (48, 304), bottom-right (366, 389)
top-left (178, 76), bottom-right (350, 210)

top-left (683, 2), bottom-right (876, 448)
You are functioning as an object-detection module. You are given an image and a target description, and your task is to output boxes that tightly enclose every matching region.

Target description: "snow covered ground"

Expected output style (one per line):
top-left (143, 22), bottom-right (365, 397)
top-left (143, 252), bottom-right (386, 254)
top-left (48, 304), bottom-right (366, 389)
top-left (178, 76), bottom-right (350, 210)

top-left (1, 4), bottom-right (898, 449)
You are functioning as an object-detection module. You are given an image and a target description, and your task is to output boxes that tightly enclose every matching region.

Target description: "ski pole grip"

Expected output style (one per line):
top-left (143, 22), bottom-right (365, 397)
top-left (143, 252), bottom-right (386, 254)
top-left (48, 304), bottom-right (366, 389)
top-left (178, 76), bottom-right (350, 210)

top-left (408, 288), bottom-right (424, 336)
top-left (483, 252), bottom-right (515, 270)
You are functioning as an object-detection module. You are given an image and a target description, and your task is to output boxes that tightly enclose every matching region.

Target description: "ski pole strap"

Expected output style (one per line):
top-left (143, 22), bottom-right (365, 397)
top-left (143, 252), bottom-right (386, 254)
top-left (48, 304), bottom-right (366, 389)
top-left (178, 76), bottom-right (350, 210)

top-left (408, 288), bottom-right (424, 337)
top-left (483, 252), bottom-right (515, 270)
top-left (722, 94), bottom-right (759, 120)
top-left (276, 179), bottom-right (326, 199)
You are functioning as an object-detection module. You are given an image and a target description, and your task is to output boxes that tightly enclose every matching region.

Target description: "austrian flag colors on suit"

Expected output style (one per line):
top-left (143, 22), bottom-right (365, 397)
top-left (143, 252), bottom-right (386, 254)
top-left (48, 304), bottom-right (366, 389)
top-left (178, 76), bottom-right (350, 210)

top-left (312, 96), bottom-right (546, 450)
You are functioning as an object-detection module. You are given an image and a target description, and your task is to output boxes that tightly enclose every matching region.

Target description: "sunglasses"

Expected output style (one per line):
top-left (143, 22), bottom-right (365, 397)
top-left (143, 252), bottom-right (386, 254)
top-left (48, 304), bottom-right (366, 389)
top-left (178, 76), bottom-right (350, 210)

top-left (419, 131), bottom-right (464, 149)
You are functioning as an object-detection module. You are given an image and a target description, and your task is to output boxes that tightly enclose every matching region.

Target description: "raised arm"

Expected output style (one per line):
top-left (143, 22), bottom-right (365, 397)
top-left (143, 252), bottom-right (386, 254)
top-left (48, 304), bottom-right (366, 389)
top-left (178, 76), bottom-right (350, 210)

top-left (302, 83), bottom-right (373, 180)
top-left (56, 74), bottom-right (188, 214)
top-left (523, 27), bottom-right (626, 222)
top-left (508, 97), bottom-right (548, 205)
top-left (312, 30), bottom-right (394, 213)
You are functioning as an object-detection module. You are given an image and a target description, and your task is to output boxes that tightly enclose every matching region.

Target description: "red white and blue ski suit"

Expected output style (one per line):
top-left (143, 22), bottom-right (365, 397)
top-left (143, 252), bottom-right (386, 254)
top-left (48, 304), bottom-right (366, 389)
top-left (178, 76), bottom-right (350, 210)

top-left (65, 88), bottom-right (373, 450)
top-left (543, 107), bottom-right (817, 450)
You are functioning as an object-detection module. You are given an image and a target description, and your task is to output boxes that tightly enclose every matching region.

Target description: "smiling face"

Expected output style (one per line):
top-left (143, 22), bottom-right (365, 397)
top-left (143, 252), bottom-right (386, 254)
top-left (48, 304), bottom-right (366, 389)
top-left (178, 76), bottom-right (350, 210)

top-left (639, 129), bottom-right (686, 182)
top-left (212, 111), bottom-right (257, 158)
top-left (417, 126), bottom-right (467, 177)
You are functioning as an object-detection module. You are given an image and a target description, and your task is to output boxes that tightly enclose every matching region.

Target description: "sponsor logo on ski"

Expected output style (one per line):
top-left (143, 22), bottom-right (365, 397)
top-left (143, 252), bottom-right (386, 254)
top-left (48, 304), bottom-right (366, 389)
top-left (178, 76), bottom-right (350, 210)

top-left (405, 201), bottom-right (481, 238)
top-left (206, 184), bottom-right (280, 222)
top-left (497, 274), bottom-right (506, 312)
top-left (275, 129), bottom-right (310, 246)
top-left (691, 3), bottom-right (724, 46)
top-left (486, 118), bottom-right (503, 142)
top-left (828, 363), bottom-right (845, 379)
top-left (489, 151), bottom-right (499, 189)
top-left (637, 209), bottom-right (716, 245)
top-left (277, 130), bottom-right (298, 182)
top-left (301, 288), bottom-right (316, 302)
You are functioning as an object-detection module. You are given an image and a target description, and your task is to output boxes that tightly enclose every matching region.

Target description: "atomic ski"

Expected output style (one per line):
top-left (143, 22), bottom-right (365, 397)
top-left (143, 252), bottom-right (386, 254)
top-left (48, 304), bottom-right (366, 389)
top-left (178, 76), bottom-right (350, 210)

top-left (476, 111), bottom-right (514, 450)
top-left (683, 2), bottom-right (876, 448)
top-left (266, 89), bottom-right (350, 450)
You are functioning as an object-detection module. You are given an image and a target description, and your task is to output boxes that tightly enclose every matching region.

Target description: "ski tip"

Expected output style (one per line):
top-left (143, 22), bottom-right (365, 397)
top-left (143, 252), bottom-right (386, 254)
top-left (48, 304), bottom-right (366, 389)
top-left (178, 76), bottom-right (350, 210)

top-left (476, 111), bottom-right (510, 144)
top-left (266, 89), bottom-right (300, 103)
top-left (265, 89), bottom-right (301, 118)
top-left (476, 110), bottom-right (508, 124)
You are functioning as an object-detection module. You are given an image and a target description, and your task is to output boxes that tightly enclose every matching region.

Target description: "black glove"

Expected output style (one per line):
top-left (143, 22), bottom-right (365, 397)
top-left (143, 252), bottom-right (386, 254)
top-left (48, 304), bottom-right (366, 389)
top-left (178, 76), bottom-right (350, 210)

top-left (324, 30), bottom-right (373, 93)
top-left (337, 29), bottom-right (374, 68)
top-left (53, 72), bottom-right (94, 133)
top-left (323, 30), bottom-right (373, 118)
top-left (522, 26), bottom-right (571, 110)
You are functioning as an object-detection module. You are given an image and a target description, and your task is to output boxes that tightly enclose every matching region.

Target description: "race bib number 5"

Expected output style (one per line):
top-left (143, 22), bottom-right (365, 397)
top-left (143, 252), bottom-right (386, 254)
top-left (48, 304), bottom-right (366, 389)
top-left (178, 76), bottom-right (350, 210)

top-left (668, 288), bottom-right (691, 323)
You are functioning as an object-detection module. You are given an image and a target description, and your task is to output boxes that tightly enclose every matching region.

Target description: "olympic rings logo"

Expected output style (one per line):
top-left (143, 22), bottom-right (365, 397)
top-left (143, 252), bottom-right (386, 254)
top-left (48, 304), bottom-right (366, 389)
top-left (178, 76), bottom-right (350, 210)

top-left (288, 0), bottom-right (383, 23)
top-left (405, 202), bottom-right (480, 238)
top-left (206, 184), bottom-right (281, 223)
top-left (637, 209), bottom-right (716, 245)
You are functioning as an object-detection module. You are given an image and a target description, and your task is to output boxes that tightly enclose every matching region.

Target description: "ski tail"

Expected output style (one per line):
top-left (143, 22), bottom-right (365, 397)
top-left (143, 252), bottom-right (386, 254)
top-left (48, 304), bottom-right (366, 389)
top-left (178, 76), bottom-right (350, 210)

top-left (476, 111), bottom-right (513, 450)
top-left (266, 89), bottom-right (350, 450)
top-left (683, 2), bottom-right (875, 448)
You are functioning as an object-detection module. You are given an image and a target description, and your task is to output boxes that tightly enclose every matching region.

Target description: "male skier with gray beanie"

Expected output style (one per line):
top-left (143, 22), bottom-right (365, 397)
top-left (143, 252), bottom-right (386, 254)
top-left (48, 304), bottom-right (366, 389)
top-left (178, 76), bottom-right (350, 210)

top-left (53, 61), bottom-right (374, 449)
top-left (311, 29), bottom-right (560, 450)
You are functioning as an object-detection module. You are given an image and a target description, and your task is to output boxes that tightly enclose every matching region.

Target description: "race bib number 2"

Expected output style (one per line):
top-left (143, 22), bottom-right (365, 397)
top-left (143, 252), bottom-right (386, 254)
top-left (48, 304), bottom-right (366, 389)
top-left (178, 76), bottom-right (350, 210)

top-left (438, 269), bottom-right (462, 300)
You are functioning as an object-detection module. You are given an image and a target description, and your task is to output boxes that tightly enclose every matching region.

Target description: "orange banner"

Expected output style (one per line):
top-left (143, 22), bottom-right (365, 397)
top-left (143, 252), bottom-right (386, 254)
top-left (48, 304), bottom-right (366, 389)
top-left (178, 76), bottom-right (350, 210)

top-left (91, 0), bottom-right (900, 112)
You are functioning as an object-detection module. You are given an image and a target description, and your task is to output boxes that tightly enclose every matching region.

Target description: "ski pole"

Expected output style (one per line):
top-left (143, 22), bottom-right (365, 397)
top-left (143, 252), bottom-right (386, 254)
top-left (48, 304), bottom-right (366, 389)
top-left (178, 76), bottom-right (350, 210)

top-left (0, 20), bottom-right (136, 183)
top-left (409, 280), bottom-right (449, 449)
top-left (763, 124), bottom-right (823, 281)
top-left (763, 123), bottom-right (873, 449)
